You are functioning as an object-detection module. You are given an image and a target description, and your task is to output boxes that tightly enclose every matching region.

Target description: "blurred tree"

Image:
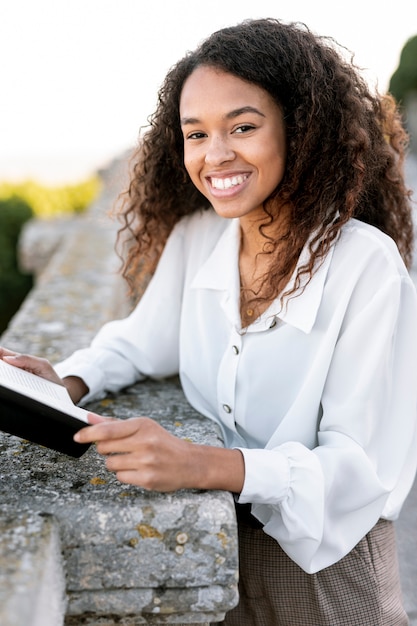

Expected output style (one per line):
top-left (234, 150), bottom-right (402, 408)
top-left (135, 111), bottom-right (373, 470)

top-left (389, 35), bottom-right (417, 103)
top-left (389, 35), bottom-right (417, 153)
top-left (0, 175), bottom-right (101, 334)
top-left (0, 196), bottom-right (34, 334)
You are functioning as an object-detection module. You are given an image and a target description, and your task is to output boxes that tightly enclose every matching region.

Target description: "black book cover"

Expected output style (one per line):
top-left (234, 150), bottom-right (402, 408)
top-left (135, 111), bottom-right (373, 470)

top-left (0, 361), bottom-right (91, 458)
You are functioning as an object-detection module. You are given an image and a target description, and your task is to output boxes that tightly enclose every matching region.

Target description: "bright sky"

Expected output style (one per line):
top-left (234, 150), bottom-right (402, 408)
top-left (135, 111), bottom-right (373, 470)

top-left (0, 0), bottom-right (415, 183)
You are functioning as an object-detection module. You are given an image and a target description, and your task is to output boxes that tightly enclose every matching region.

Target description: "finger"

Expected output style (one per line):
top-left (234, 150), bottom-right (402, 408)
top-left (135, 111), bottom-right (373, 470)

top-left (115, 471), bottom-right (141, 486)
top-left (74, 417), bottom-right (143, 444)
top-left (0, 347), bottom-right (19, 359)
top-left (113, 470), bottom-right (153, 488)
top-left (103, 454), bottom-right (160, 490)
top-left (112, 467), bottom-right (178, 492)
top-left (3, 355), bottom-right (24, 367)
top-left (86, 412), bottom-right (116, 425)
top-left (3, 353), bottom-right (52, 376)
top-left (3, 354), bottom-right (66, 388)
top-left (95, 417), bottom-right (164, 456)
top-left (72, 414), bottom-right (118, 444)
top-left (105, 452), bottom-right (140, 472)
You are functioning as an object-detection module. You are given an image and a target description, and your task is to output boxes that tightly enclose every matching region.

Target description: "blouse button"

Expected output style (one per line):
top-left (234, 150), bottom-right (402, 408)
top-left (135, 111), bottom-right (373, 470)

top-left (232, 345), bottom-right (239, 355)
top-left (223, 404), bottom-right (232, 414)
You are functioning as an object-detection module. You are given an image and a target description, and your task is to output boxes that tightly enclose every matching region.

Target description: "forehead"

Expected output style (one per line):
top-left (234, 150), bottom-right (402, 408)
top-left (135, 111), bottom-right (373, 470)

top-left (179, 66), bottom-right (276, 116)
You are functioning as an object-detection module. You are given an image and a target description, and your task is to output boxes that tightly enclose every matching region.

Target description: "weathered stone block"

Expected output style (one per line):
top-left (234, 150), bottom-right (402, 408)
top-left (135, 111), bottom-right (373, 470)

top-left (0, 512), bottom-right (66, 626)
top-left (0, 379), bottom-right (239, 623)
top-left (0, 159), bottom-right (239, 623)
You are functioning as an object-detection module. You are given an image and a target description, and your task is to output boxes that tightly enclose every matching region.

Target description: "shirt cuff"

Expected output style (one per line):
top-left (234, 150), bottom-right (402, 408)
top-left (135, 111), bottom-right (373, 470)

top-left (55, 358), bottom-right (107, 405)
top-left (236, 447), bottom-right (291, 505)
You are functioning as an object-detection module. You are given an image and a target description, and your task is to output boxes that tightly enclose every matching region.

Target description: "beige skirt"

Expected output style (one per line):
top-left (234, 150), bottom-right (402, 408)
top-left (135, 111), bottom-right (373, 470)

top-left (214, 505), bottom-right (408, 626)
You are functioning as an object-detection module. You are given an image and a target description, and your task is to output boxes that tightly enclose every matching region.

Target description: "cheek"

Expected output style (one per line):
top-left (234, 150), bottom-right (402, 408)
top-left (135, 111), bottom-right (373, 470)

top-left (183, 148), bottom-right (193, 175)
top-left (265, 146), bottom-right (286, 184)
top-left (183, 154), bottom-right (202, 187)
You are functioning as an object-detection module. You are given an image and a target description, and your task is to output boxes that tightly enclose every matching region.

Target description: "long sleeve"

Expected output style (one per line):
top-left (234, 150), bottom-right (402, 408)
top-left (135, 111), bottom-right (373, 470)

top-left (55, 216), bottom-right (188, 402)
top-left (55, 209), bottom-right (229, 404)
top-left (55, 209), bottom-right (417, 574)
top-left (237, 243), bottom-right (417, 573)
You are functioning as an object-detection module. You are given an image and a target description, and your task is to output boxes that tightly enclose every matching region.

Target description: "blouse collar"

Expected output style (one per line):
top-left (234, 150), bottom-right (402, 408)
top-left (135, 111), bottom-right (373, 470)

top-left (191, 217), bottom-right (335, 334)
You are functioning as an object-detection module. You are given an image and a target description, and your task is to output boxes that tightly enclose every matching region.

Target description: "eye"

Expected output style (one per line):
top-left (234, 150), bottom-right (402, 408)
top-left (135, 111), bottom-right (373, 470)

top-left (233, 124), bottom-right (256, 134)
top-left (185, 131), bottom-right (207, 140)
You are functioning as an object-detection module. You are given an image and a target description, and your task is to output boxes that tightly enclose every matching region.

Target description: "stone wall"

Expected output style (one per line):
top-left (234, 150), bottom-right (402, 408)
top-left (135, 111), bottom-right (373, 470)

top-left (0, 157), bottom-right (239, 626)
top-left (2, 153), bottom-right (416, 625)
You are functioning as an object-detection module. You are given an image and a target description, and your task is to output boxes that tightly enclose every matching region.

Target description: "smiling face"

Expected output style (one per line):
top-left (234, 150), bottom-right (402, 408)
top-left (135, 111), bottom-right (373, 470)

top-left (179, 65), bottom-right (287, 227)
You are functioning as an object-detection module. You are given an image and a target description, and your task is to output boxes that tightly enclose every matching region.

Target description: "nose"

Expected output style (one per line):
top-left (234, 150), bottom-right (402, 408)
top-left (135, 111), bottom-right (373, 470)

top-left (205, 134), bottom-right (235, 166)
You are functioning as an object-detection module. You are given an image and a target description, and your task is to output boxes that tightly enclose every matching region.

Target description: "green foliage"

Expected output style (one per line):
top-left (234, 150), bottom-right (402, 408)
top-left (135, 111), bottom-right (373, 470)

top-left (389, 35), bottom-right (417, 104)
top-left (0, 176), bottom-right (101, 333)
top-left (0, 176), bottom-right (101, 218)
top-left (0, 196), bottom-right (34, 334)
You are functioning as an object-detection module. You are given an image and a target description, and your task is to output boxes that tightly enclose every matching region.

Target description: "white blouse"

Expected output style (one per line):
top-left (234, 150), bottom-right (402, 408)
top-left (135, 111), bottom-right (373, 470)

top-left (56, 209), bottom-right (417, 573)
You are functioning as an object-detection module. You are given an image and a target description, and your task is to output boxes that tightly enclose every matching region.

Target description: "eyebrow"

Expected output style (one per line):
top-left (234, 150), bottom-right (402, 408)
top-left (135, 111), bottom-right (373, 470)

top-left (180, 106), bottom-right (266, 126)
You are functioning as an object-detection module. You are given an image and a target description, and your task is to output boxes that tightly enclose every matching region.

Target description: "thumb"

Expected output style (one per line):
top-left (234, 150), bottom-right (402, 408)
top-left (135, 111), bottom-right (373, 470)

top-left (73, 412), bottom-right (118, 442)
top-left (86, 412), bottom-right (118, 425)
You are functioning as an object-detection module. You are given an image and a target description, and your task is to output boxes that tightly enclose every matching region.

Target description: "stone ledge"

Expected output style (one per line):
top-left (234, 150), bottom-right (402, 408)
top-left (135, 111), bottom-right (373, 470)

top-left (19, 215), bottom-right (83, 277)
top-left (0, 512), bottom-right (66, 626)
top-left (4, 207), bottom-right (130, 364)
top-left (0, 160), bottom-right (239, 624)
top-left (0, 380), bottom-right (239, 623)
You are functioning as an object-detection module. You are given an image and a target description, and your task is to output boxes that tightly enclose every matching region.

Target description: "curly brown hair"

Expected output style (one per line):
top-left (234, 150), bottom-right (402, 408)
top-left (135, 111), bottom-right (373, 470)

top-left (117, 18), bottom-right (414, 305)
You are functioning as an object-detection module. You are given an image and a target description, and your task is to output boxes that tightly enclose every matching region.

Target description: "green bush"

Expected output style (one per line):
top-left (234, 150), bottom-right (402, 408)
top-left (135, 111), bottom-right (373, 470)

top-left (0, 176), bottom-right (101, 218)
top-left (389, 35), bottom-right (417, 104)
top-left (0, 176), bottom-right (101, 333)
top-left (0, 196), bottom-right (34, 334)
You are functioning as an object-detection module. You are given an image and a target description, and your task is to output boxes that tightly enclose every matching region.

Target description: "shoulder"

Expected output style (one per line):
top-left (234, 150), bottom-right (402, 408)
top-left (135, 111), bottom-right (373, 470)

top-left (172, 208), bottom-right (230, 252)
top-left (334, 218), bottom-right (410, 280)
top-left (176, 207), bottom-right (227, 235)
top-left (158, 208), bottom-right (232, 274)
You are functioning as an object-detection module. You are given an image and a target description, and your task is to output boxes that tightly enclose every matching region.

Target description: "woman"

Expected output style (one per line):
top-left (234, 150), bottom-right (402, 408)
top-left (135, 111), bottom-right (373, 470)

top-left (2, 18), bottom-right (417, 625)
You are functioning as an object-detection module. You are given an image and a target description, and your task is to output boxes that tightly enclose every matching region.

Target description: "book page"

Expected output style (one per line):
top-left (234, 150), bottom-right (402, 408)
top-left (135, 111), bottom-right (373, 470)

top-left (0, 359), bottom-right (89, 423)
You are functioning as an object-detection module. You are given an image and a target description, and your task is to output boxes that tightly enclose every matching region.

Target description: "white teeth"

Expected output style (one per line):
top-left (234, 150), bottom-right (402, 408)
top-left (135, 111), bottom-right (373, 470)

top-left (211, 175), bottom-right (247, 190)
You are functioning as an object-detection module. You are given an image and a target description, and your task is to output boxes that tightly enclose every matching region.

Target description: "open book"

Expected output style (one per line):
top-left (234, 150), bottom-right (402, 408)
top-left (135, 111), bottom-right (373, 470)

top-left (0, 359), bottom-right (91, 457)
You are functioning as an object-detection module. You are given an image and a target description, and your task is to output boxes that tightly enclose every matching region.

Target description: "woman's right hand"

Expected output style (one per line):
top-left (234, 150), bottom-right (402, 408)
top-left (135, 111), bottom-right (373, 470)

top-left (0, 346), bottom-right (64, 386)
top-left (0, 346), bottom-right (89, 404)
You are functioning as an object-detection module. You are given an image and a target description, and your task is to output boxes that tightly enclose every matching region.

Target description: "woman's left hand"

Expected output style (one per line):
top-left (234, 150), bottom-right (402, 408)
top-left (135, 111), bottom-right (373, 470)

top-left (75, 415), bottom-right (197, 492)
top-left (76, 413), bottom-right (245, 493)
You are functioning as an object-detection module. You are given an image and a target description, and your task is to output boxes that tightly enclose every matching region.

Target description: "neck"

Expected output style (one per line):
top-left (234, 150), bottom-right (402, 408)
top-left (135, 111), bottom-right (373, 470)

top-left (238, 204), bottom-right (292, 326)
top-left (239, 203), bottom-right (290, 258)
